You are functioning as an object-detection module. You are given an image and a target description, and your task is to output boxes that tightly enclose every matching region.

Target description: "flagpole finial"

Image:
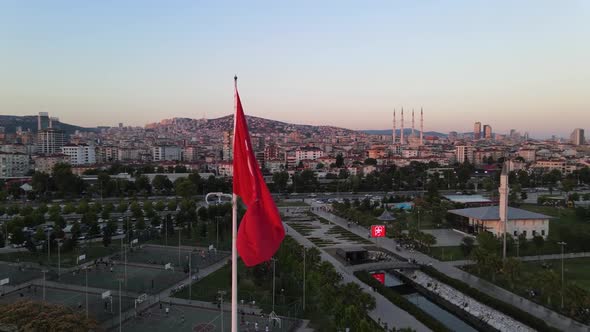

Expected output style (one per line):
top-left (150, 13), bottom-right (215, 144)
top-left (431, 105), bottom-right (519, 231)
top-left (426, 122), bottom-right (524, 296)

top-left (234, 75), bottom-right (238, 83)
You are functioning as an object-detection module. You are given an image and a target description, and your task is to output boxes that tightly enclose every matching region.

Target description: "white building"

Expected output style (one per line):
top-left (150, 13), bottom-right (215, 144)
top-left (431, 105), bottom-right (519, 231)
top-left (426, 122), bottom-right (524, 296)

top-left (295, 147), bottom-right (324, 163)
top-left (61, 144), bottom-right (96, 165)
top-left (449, 163), bottom-right (551, 240)
top-left (152, 145), bottom-right (182, 161)
top-left (0, 152), bottom-right (29, 178)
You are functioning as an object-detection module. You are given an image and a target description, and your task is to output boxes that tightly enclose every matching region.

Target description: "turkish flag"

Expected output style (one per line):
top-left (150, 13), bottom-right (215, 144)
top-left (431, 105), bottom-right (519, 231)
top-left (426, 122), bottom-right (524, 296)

top-left (233, 81), bottom-right (285, 267)
top-left (371, 272), bottom-right (385, 284)
top-left (371, 225), bottom-right (386, 238)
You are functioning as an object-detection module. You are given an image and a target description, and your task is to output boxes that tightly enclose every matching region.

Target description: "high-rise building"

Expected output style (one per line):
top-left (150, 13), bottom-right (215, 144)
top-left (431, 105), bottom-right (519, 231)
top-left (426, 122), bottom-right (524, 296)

top-left (483, 125), bottom-right (492, 139)
top-left (473, 122), bottom-right (481, 140)
top-left (222, 130), bottom-right (233, 161)
top-left (571, 128), bottom-right (585, 146)
top-left (0, 152), bottom-right (29, 178)
top-left (37, 128), bottom-right (65, 155)
top-left (38, 112), bottom-right (50, 131)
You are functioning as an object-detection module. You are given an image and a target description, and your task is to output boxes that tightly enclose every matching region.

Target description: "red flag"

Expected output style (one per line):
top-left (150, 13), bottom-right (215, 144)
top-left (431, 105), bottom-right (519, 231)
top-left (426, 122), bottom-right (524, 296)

top-left (233, 80), bottom-right (285, 267)
top-left (371, 225), bottom-right (386, 238)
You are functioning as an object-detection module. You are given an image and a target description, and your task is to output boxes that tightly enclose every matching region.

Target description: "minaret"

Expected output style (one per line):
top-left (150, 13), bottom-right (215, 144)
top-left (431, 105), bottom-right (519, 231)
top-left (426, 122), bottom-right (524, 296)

top-left (412, 109), bottom-right (415, 138)
top-left (392, 109), bottom-right (396, 145)
top-left (420, 108), bottom-right (424, 146)
top-left (499, 162), bottom-right (509, 260)
top-left (400, 108), bottom-right (405, 145)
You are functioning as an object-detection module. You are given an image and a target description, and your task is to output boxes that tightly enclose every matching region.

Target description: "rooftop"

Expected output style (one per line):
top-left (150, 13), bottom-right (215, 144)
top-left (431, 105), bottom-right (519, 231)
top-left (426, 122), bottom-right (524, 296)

top-left (448, 206), bottom-right (552, 221)
top-left (443, 195), bottom-right (491, 204)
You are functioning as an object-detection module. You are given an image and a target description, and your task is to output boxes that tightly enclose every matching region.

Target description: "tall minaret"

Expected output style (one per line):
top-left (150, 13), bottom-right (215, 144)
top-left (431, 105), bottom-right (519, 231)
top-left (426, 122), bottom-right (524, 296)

top-left (392, 109), bottom-right (396, 145)
top-left (499, 162), bottom-right (509, 260)
top-left (400, 108), bottom-right (405, 145)
top-left (420, 108), bottom-right (424, 146)
top-left (412, 109), bottom-right (415, 138)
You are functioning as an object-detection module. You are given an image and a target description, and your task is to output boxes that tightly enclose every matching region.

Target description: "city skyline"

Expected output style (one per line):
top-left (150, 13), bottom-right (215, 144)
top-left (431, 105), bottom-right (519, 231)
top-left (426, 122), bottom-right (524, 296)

top-left (1, 1), bottom-right (589, 137)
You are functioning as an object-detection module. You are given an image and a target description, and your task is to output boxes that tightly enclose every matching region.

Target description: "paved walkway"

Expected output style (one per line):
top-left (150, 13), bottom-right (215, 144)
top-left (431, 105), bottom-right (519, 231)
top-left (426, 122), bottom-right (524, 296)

top-left (312, 209), bottom-right (590, 332)
top-left (284, 221), bottom-right (431, 332)
top-left (448, 251), bottom-right (590, 266)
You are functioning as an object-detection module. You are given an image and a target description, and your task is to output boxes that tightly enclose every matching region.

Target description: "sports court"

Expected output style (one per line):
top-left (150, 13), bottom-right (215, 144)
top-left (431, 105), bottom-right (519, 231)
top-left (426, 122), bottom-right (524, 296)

top-left (0, 286), bottom-right (135, 323)
top-left (0, 263), bottom-right (42, 286)
top-left (117, 245), bottom-right (229, 270)
top-left (52, 263), bottom-right (187, 294)
top-left (122, 303), bottom-right (299, 332)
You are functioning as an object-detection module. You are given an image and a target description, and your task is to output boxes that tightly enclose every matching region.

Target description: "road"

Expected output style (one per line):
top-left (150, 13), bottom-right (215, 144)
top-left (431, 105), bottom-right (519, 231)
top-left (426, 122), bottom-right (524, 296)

top-left (311, 208), bottom-right (590, 332)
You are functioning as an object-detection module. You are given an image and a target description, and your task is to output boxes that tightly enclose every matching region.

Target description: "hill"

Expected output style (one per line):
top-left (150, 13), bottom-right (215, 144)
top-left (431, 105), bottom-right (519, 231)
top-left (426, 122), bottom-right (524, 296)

top-left (0, 115), bottom-right (97, 135)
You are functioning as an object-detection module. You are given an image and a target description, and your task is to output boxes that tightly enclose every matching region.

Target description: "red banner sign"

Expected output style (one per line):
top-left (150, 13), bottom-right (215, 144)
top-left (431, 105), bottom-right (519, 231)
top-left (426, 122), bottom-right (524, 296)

top-left (371, 225), bottom-right (386, 238)
top-left (371, 272), bottom-right (385, 284)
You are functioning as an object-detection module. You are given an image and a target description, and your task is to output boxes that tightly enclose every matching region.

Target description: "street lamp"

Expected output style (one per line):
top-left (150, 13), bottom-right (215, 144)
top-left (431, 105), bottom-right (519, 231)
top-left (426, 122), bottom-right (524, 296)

top-left (558, 241), bottom-right (567, 309)
top-left (218, 290), bottom-right (226, 332)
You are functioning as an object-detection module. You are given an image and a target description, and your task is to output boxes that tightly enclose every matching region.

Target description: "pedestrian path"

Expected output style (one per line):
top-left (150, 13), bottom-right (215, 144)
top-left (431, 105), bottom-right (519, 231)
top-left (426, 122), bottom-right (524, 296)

top-left (312, 210), bottom-right (590, 332)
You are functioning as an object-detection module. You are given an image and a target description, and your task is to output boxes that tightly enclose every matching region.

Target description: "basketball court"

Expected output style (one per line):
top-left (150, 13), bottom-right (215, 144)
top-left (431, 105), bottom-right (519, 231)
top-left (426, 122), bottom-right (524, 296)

top-left (120, 245), bottom-right (229, 270)
top-left (122, 303), bottom-right (298, 332)
top-left (0, 262), bottom-right (42, 286)
top-left (52, 263), bottom-right (187, 294)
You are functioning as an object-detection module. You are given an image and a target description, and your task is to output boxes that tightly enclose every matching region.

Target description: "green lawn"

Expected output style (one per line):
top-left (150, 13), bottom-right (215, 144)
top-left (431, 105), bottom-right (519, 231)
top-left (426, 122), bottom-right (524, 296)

top-left (428, 246), bottom-right (468, 261)
top-left (520, 257), bottom-right (590, 292)
top-left (464, 257), bottom-right (590, 324)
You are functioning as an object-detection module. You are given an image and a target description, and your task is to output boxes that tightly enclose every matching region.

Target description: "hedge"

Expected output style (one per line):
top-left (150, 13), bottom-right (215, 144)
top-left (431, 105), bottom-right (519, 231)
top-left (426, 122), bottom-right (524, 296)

top-left (354, 271), bottom-right (451, 332)
top-left (421, 266), bottom-right (561, 332)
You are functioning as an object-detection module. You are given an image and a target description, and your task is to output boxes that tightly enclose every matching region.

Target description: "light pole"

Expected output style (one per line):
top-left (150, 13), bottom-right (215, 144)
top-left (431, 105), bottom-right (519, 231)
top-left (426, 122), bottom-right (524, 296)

top-left (558, 241), bottom-right (567, 309)
top-left (57, 239), bottom-right (62, 280)
top-left (215, 216), bottom-right (221, 249)
top-left (303, 247), bottom-right (306, 312)
top-left (188, 252), bottom-right (192, 303)
top-left (47, 230), bottom-right (51, 264)
top-left (85, 266), bottom-right (89, 319)
top-left (118, 278), bottom-right (123, 332)
top-left (218, 290), bottom-right (226, 332)
top-left (42, 269), bottom-right (48, 301)
top-left (272, 257), bottom-right (277, 313)
top-left (178, 228), bottom-right (181, 267)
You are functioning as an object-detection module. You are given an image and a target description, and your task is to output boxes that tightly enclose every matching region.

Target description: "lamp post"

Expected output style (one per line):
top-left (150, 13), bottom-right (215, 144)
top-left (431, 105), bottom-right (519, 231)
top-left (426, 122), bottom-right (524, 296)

top-left (41, 269), bottom-right (48, 301)
top-left (303, 247), bottom-right (306, 312)
top-left (85, 266), bottom-right (89, 319)
top-left (558, 241), bottom-right (567, 309)
top-left (218, 290), bottom-right (226, 332)
top-left (57, 239), bottom-right (62, 280)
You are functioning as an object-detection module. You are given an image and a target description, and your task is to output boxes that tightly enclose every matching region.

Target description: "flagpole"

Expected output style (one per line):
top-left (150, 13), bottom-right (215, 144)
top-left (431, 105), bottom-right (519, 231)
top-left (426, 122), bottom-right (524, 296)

top-left (231, 75), bottom-right (239, 332)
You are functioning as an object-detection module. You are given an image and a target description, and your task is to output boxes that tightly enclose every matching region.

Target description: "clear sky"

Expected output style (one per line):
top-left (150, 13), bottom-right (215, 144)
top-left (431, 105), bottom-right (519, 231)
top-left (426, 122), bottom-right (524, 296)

top-left (1, 1), bottom-right (588, 137)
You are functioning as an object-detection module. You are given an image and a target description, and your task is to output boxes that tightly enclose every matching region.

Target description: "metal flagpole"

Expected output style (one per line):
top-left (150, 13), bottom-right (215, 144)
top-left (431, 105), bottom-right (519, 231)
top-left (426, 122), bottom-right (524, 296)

top-left (231, 193), bottom-right (238, 332)
top-left (231, 75), bottom-right (239, 332)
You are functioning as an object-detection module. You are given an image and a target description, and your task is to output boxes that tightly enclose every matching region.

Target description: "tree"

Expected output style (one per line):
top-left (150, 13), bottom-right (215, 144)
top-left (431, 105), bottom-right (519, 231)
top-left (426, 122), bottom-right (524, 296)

top-left (422, 233), bottom-right (436, 252)
top-left (562, 178), bottom-right (576, 203)
top-left (364, 158), bottom-right (377, 166)
top-left (155, 200), bottom-right (166, 212)
top-left (533, 269), bottom-right (560, 305)
top-left (135, 175), bottom-right (152, 194)
top-left (0, 300), bottom-right (98, 331)
top-left (335, 153), bottom-right (344, 168)
top-left (533, 235), bottom-right (545, 258)
top-left (102, 227), bottom-right (112, 247)
top-left (460, 236), bottom-right (475, 257)
top-left (476, 231), bottom-right (499, 254)
top-left (272, 171), bottom-right (289, 193)
top-left (174, 178), bottom-right (196, 198)
top-left (502, 257), bottom-right (521, 290)
top-left (152, 175), bottom-right (172, 193)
